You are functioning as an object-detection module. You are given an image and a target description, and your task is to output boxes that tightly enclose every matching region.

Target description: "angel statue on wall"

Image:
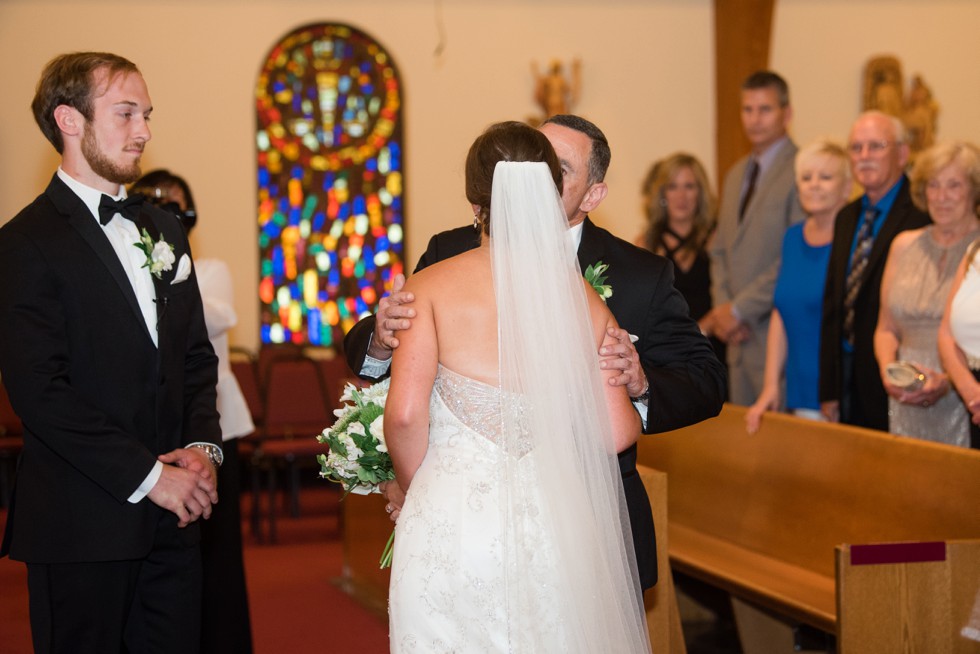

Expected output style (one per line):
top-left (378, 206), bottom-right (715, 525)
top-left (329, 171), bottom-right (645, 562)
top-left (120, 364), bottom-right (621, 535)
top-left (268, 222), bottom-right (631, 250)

top-left (903, 75), bottom-right (939, 157)
top-left (529, 58), bottom-right (581, 126)
top-left (863, 56), bottom-right (940, 161)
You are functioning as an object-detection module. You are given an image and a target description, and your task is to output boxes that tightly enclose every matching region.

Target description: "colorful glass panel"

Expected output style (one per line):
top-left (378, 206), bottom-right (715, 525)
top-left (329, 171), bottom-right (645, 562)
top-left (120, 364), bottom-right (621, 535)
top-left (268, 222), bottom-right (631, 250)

top-left (256, 23), bottom-right (405, 346)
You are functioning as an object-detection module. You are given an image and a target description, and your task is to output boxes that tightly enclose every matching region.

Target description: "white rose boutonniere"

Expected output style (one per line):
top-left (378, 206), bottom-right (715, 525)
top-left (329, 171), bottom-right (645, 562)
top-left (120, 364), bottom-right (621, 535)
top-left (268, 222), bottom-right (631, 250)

top-left (133, 228), bottom-right (176, 279)
top-left (584, 261), bottom-right (613, 302)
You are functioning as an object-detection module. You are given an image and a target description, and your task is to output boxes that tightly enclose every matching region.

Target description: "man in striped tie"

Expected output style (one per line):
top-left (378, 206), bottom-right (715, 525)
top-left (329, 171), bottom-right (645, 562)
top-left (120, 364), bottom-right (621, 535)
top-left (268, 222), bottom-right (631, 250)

top-left (819, 111), bottom-right (930, 429)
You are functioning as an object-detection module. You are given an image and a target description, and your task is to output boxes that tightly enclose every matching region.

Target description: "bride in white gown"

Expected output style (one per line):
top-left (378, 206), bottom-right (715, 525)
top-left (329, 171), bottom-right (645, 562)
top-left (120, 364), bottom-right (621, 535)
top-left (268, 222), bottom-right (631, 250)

top-left (385, 122), bottom-right (651, 653)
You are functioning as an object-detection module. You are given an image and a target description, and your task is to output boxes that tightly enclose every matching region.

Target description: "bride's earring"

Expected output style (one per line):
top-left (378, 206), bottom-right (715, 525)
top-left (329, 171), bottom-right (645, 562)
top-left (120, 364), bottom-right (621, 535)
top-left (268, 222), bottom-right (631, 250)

top-left (473, 213), bottom-right (480, 231)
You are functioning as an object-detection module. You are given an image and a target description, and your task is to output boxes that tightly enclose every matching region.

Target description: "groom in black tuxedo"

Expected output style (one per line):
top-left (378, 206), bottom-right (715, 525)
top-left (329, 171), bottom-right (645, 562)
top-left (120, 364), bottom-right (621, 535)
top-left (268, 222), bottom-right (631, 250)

top-left (345, 114), bottom-right (726, 591)
top-left (0, 53), bottom-right (222, 653)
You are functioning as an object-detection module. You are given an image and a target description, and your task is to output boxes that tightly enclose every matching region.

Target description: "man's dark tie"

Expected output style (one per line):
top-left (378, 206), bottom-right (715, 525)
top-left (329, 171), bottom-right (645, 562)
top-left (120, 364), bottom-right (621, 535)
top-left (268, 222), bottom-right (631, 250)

top-left (738, 158), bottom-right (759, 222)
top-left (843, 206), bottom-right (879, 346)
top-left (98, 194), bottom-right (144, 226)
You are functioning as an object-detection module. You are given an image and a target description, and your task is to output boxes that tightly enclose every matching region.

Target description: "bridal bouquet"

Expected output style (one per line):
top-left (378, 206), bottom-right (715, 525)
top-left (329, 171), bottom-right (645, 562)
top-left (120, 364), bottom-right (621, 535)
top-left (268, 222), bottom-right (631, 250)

top-left (317, 378), bottom-right (397, 568)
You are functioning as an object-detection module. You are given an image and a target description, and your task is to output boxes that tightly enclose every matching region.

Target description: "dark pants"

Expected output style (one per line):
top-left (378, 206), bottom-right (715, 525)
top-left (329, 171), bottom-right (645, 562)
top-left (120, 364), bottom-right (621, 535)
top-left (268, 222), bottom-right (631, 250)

top-left (200, 438), bottom-right (253, 654)
top-left (27, 514), bottom-right (201, 654)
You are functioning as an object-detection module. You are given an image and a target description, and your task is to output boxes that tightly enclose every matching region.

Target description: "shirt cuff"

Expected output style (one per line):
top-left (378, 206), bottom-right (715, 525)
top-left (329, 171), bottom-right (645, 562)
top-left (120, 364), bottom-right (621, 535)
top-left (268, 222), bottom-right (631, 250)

top-left (632, 398), bottom-right (649, 431)
top-left (127, 460), bottom-right (164, 503)
top-left (361, 335), bottom-right (393, 377)
top-left (730, 304), bottom-right (744, 323)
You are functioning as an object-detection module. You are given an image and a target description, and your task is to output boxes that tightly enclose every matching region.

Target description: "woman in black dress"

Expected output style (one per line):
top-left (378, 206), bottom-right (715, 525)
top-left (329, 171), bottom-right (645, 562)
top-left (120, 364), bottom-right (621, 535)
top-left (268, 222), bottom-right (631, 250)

top-left (638, 153), bottom-right (725, 366)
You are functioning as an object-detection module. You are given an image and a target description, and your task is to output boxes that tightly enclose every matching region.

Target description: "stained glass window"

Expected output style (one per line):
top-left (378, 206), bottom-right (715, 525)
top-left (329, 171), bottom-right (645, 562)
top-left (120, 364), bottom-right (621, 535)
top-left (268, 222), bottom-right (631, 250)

top-left (256, 23), bottom-right (405, 347)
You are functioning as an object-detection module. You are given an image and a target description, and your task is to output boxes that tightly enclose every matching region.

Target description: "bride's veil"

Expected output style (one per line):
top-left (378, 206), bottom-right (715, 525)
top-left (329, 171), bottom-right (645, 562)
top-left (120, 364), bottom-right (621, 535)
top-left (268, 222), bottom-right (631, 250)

top-left (491, 161), bottom-right (650, 652)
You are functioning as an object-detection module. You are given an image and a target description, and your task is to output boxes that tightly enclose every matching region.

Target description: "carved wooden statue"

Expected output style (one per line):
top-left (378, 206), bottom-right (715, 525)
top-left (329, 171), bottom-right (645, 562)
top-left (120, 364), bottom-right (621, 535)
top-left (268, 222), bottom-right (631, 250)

top-left (530, 58), bottom-right (581, 124)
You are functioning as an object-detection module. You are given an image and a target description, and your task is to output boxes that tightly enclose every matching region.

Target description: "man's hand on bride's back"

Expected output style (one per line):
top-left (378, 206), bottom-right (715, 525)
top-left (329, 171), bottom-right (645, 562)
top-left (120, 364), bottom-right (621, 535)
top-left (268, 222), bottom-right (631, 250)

top-left (368, 273), bottom-right (417, 359)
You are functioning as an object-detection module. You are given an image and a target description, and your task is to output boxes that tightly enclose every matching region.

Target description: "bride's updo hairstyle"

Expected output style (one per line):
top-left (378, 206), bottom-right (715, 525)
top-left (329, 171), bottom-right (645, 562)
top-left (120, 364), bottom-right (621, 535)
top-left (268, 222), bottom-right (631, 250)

top-left (465, 121), bottom-right (563, 235)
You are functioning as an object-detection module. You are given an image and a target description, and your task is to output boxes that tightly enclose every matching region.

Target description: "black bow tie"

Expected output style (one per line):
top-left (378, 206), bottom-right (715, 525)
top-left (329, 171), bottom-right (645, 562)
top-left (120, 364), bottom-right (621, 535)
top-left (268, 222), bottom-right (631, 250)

top-left (98, 194), bottom-right (145, 226)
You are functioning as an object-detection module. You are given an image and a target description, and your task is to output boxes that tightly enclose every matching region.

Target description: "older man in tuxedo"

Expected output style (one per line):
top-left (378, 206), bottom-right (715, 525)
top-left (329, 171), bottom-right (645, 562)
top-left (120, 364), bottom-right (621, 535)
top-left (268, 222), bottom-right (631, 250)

top-left (0, 52), bottom-right (221, 654)
top-left (344, 114), bottom-right (726, 591)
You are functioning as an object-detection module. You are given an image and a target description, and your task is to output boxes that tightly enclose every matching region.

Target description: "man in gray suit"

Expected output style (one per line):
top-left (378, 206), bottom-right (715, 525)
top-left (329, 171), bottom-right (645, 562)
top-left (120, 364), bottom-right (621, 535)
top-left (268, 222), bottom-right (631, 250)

top-left (706, 70), bottom-right (806, 405)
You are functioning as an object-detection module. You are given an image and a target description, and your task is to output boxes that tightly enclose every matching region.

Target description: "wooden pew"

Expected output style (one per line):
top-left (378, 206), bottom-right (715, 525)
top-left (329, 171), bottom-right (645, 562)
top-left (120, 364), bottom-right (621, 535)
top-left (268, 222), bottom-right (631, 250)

top-left (837, 540), bottom-right (980, 653)
top-left (338, 465), bottom-right (686, 652)
top-left (637, 404), bottom-right (980, 652)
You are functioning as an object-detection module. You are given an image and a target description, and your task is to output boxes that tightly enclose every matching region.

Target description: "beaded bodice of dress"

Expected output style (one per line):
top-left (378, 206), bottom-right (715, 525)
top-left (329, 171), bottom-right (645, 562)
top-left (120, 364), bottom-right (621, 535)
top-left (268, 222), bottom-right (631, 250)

top-left (431, 364), bottom-right (532, 457)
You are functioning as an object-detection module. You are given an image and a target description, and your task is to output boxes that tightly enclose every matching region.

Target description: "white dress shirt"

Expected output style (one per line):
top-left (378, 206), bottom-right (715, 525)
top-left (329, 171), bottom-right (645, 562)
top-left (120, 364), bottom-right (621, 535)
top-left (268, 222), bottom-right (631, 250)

top-left (56, 168), bottom-right (163, 501)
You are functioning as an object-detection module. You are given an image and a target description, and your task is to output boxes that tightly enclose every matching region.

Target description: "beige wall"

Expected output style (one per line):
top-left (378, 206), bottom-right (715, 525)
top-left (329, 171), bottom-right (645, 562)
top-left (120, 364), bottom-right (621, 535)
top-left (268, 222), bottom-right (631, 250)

top-left (772, 0), bottom-right (980, 149)
top-left (0, 0), bottom-right (976, 351)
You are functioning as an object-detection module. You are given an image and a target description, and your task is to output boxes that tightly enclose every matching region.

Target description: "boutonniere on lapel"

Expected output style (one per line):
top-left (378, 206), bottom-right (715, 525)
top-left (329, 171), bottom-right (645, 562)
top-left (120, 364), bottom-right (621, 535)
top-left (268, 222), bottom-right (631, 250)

top-left (584, 261), bottom-right (613, 302)
top-left (133, 228), bottom-right (175, 280)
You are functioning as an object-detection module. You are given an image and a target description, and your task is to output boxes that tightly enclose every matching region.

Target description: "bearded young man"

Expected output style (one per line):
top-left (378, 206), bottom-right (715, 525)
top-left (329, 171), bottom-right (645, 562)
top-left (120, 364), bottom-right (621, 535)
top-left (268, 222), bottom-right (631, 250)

top-left (0, 52), bottom-right (221, 654)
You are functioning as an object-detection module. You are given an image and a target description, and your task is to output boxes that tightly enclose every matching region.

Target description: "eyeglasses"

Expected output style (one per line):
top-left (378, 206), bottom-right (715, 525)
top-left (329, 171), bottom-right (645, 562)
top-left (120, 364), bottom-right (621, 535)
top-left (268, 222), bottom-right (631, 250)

top-left (848, 140), bottom-right (893, 155)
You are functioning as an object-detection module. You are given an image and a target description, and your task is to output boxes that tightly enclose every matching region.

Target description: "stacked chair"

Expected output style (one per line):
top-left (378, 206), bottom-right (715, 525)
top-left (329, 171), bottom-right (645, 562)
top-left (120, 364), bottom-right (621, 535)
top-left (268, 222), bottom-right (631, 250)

top-left (233, 345), bottom-right (352, 544)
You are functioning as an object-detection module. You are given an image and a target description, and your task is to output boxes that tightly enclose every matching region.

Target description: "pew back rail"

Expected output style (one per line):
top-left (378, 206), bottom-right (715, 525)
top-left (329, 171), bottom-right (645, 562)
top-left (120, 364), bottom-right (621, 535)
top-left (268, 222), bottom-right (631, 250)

top-left (638, 404), bottom-right (980, 640)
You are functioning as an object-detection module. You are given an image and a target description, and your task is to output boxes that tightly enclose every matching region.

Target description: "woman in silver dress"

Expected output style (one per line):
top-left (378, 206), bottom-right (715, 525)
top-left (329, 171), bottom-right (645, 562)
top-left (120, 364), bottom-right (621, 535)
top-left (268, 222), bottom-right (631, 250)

top-left (874, 141), bottom-right (980, 446)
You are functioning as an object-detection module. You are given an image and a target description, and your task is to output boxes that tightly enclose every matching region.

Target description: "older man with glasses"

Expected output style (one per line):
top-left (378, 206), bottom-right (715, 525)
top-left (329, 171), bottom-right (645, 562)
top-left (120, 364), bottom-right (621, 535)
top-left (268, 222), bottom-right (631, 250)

top-left (819, 110), bottom-right (930, 430)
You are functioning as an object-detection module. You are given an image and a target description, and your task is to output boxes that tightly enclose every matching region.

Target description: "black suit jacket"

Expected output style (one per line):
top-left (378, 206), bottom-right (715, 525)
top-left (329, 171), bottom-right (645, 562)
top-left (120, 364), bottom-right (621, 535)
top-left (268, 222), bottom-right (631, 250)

top-left (344, 218), bottom-right (726, 589)
top-left (819, 176), bottom-right (930, 430)
top-left (0, 174), bottom-right (221, 563)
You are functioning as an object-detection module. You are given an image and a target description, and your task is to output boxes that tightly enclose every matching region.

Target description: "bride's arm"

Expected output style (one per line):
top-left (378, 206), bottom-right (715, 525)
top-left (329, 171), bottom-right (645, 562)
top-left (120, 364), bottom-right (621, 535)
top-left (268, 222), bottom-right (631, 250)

top-left (588, 289), bottom-right (641, 452)
top-left (385, 276), bottom-right (438, 489)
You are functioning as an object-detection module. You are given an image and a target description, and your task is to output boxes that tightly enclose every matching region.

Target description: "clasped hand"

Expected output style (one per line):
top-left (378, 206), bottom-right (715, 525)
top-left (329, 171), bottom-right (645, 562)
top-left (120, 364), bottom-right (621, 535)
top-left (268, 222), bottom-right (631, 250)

top-left (598, 326), bottom-right (647, 398)
top-left (147, 447), bottom-right (219, 528)
top-left (703, 303), bottom-right (750, 345)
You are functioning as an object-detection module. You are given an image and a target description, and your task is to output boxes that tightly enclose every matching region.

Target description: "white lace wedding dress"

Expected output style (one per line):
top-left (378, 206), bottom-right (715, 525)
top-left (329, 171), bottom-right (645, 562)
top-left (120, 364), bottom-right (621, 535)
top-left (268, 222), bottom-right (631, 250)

top-left (387, 161), bottom-right (649, 653)
top-left (388, 365), bottom-right (567, 652)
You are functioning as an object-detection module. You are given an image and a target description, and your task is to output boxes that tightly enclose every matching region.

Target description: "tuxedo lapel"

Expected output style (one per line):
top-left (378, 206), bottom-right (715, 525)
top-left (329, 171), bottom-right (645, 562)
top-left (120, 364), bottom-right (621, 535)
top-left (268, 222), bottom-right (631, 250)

top-left (48, 177), bottom-right (156, 346)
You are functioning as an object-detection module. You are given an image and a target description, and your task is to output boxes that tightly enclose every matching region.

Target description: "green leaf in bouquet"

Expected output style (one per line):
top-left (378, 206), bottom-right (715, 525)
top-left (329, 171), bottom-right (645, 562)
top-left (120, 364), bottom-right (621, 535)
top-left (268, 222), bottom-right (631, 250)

top-left (350, 431), bottom-right (373, 450)
top-left (355, 467), bottom-right (378, 484)
top-left (325, 433), bottom-right (348, 457)
top-left (358, 451), bottom-right (390, 469)
top-left (359, 402), bottom-right (383, 425)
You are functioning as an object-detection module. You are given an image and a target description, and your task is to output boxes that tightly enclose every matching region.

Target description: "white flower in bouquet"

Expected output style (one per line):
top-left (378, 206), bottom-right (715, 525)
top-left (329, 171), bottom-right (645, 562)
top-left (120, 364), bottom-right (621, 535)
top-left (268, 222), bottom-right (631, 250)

top-left (317, 378), bottom-right (393, 494)
top-left (369, 415), bottom-right (386, 452)
top-left (317, 377), bottom-right (397, 568)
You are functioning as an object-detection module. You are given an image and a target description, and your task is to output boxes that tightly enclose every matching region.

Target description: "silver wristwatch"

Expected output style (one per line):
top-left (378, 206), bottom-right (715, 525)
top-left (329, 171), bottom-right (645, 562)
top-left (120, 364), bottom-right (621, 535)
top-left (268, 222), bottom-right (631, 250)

top-left (630, 380), bottom-right (651, 404)
top-left (187, 442), bottom-right (224, 468)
